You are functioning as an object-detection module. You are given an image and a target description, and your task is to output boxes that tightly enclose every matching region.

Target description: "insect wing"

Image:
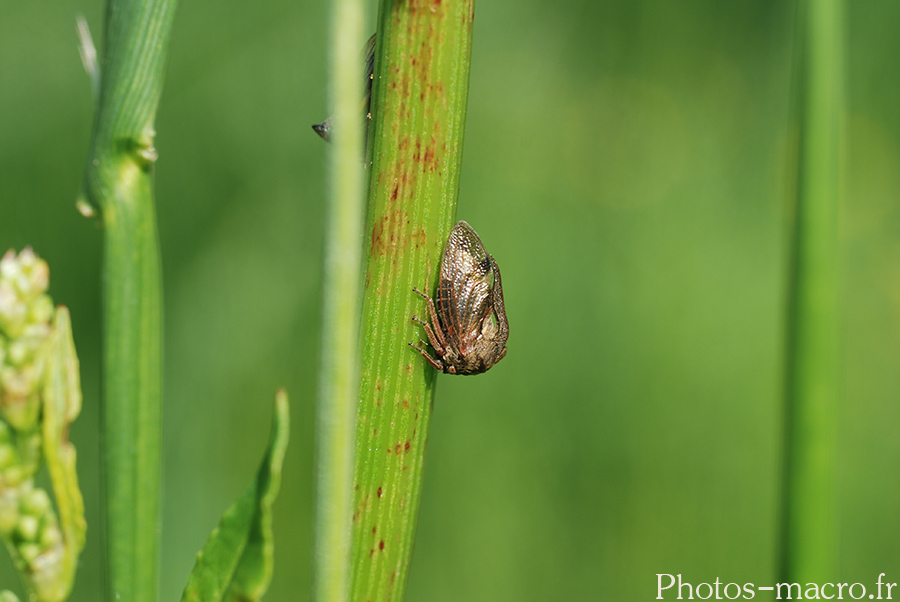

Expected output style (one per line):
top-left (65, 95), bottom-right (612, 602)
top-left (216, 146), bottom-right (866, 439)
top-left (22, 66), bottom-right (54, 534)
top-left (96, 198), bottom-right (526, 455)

top-left (437, 221), bottom-right (495, 351)
top-left (363, 33), bottom-right (377, 108)
top-left (312, 118), bottom-right (332, 141)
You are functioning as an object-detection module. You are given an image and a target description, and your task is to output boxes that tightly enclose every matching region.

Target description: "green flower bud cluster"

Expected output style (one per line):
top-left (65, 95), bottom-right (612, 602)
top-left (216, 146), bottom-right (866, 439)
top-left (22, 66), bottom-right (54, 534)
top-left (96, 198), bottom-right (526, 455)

top-left (0, 248), bottom-right (53, 435)
top-left (0, 248), bottom-right (84, 602)
top-left (0, 481), bottom-right (64, 586)
top-left (0, 419), bottom-right (41, 493)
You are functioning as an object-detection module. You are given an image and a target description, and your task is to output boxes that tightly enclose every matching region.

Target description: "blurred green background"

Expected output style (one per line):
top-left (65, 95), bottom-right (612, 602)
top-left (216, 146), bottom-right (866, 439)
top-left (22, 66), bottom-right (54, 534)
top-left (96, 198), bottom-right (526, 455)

top-left (2, 1), bottom-right (899, 600)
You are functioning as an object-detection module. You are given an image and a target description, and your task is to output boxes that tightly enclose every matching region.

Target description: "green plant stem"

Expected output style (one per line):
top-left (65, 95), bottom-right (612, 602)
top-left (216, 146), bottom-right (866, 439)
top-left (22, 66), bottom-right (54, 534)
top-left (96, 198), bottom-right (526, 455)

top-left (314, 0), bottom-right (365, 600)
top-left (781, 0), bottom-right (843, 584)
top-left (81, 1), bottom-right (177, 601)
top-left (349, 1), bottom-right (474, 601)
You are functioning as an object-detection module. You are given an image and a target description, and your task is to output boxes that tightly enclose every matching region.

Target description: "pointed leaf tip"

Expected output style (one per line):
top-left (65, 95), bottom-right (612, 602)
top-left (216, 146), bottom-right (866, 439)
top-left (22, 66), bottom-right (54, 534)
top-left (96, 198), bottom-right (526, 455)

top-left (180, 390), bottom-right (290, 602)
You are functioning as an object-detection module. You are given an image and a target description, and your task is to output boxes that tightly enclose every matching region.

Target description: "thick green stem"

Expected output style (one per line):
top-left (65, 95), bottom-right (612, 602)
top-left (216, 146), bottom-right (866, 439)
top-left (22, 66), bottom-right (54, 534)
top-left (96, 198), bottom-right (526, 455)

top-left (349, 1), bottom-right (474, 601)
top-left (314, 0), bottom-right (365, 600)
top-left (781, 0), bottom-right (843, 584)
top-left (82, 0), bottom-right (177, 600)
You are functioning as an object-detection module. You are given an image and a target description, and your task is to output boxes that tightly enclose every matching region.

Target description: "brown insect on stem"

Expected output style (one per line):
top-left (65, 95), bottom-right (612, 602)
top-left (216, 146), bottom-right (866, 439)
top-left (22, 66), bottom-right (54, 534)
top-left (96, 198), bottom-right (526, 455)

top-left (409, 221), bottom-right (509, 375)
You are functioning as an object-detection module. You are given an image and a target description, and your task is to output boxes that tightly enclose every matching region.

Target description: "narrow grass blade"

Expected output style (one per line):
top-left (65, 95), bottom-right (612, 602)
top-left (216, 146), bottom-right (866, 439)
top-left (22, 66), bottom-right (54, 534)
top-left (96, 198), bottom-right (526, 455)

top-left (781, 0), bottom-right (844, 584)
top-left (313, 0), bottom-right (365, 600)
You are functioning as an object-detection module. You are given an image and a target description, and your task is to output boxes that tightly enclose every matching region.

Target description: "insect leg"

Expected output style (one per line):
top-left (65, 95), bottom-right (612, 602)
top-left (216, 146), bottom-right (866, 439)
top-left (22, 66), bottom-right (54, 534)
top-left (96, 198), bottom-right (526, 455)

top-left (412, 315), bottom-right (446, 358)
top-left (408, 341), bottom-right (444, 370)
top-left (413, 286), bottom-right (450, 350)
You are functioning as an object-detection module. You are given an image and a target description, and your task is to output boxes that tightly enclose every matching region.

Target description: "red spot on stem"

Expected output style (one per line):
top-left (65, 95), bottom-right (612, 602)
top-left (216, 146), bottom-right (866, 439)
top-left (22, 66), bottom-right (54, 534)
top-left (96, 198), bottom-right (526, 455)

top-left (371, 221), bottom-right (385, 256)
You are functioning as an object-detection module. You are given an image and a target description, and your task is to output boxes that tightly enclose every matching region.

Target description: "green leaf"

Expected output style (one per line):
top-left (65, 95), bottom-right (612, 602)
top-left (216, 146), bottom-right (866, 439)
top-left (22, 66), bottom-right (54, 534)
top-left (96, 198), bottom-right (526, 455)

top-left (35, 306), bottom-right (86, 601)
top-left (180, 390), bottom-right (290, 602)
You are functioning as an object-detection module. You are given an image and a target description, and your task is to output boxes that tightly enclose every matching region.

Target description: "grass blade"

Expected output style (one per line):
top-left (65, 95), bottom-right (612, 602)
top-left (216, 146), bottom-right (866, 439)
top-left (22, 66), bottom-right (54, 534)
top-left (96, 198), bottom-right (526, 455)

top-left (781, 0), bottom-right (844, 583)
top-left (314, 0), bottom-right (365, 600)
top-left (80, 0), bottom-right (177, 599)
top-left (349, 1), bottom-right (475, 600)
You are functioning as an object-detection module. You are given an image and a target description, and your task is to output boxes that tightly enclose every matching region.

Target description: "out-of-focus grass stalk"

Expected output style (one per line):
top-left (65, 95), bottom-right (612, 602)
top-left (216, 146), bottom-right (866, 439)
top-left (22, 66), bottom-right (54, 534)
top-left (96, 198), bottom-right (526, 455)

top-left (349, 0), bottom-right (474, 601)
top-left (314, 0), bottom-right (365, 600)
top-left (781, 0), bottom-right (843, 584)
top-left (80, 1), bottom-right (177, 601)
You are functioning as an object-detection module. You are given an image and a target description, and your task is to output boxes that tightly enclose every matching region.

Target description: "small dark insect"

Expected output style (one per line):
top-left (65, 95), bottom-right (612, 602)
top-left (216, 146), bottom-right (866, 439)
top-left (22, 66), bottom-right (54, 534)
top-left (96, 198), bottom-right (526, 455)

top-left (312, 33), bottom-right (377, 142)
top-left (409, 221), bottom-right (509, 375)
